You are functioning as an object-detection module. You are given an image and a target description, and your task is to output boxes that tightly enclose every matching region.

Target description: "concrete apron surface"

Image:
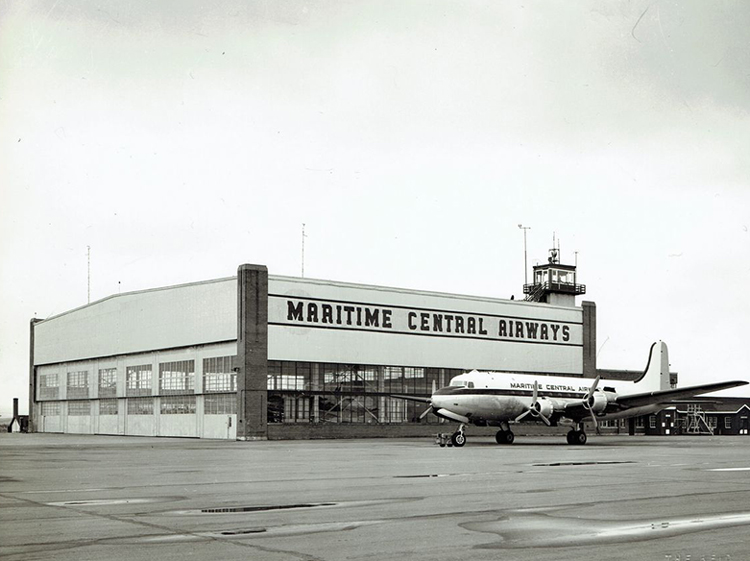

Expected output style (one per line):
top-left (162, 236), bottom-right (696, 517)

top-left (1, 433), bottom-right (748, 561)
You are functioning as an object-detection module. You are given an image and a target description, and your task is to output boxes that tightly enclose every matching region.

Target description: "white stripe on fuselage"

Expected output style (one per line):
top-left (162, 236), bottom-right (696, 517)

top-left (452, 371), bottom-right (638, 395)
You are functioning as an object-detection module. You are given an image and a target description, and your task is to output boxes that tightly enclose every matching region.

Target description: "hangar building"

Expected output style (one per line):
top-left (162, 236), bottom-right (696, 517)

top-left (29, 259), bottom-right (657, 440)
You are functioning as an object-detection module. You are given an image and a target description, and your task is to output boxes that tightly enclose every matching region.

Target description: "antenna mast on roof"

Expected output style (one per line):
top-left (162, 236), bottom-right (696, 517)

top-left (87, 245), bottom-right (91, 304)
top-left (549, 233), bottom-right (558, 264)
top-left (548, 232), bottom-right (563, 264)
top-left (518, 224), bottom-right (531, 286)
top-left (301, 223), bottom-right (307, 277)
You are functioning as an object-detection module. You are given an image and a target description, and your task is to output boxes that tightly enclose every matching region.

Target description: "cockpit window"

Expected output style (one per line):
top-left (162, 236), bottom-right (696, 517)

top-left (449, 380), bottom-right (475, 388)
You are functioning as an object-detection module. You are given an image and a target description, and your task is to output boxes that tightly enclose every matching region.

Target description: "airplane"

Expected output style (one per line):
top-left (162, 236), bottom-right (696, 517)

top-left (392, 342), bottom-right (748, 446)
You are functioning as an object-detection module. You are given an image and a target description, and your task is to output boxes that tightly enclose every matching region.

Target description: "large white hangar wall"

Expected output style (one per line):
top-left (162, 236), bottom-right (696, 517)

top-left (33, 341), bottom-right (238, 439)
top-left (267, 276), bottom-right (583, 375)
top-left (34, 277), bottom-right (237, 365)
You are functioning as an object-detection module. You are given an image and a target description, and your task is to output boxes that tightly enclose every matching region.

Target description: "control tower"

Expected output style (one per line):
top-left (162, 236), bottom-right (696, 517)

top-left (523, 246), bottom-right (586, 307)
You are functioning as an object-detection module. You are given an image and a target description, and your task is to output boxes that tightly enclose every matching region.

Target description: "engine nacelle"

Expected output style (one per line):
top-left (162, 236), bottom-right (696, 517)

top-left (584, 392), bottom-right (608, 414)
top-left (532, 397), bottom-right (555, 418)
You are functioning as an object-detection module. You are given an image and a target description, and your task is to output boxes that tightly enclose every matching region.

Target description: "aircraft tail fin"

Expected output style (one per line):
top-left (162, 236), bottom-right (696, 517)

top-left (633, 341), bottom-right (671, 392)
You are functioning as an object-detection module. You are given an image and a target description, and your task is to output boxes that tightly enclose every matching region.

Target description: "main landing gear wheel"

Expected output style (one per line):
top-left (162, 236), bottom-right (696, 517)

top-left (451, 432), bottom-right (466, 447)
top-left (495, 430), bottom-right (515, 444)
top-left (566, 430), bottom-right (587, 445)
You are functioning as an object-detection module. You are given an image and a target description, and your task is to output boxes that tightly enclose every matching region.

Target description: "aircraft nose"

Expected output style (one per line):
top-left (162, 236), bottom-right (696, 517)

top-left (431, 395), bottom-right (447, 409)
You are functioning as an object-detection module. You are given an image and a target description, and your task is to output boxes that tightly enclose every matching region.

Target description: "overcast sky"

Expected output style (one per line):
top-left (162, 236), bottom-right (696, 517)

top-left (1, 0), bottom-right (749, 415)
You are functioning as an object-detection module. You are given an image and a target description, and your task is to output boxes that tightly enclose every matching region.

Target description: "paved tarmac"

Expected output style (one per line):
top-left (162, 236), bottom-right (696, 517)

top-left (1, 432), bottom-right (749, 561)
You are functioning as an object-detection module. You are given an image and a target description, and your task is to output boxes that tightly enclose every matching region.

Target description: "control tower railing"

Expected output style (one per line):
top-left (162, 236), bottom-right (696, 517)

top-left (523, 281), bottom-right (586, 301)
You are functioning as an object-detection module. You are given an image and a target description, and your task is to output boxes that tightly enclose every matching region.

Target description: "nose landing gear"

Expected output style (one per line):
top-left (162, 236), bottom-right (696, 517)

top-left (436, 425), bottom-right (467, 447)
top-left (450, 425), bottom-right (466, 447)
top-left (451, 431), bottom-right (466, 447)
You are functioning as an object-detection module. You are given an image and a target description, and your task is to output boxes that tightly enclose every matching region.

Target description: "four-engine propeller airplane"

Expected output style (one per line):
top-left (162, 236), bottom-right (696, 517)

top-left (392, 342), bottom-right (748, 446)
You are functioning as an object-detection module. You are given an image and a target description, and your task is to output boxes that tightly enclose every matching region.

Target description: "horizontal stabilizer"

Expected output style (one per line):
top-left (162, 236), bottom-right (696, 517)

top-left (616, 380), bottom-right (748, 408)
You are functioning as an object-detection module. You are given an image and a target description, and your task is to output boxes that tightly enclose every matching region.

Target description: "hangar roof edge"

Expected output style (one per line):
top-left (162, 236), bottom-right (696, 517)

top-left (35, 276), bottom-right (237, 325)
top-left (34, 272), bottom-right (583, 325)
top-left (268, 274), bottom-right (582, 311)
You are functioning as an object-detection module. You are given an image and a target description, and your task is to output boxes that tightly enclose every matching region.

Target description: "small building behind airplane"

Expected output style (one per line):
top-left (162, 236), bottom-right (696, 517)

top-left (641, 399), bottom-right (750, 436)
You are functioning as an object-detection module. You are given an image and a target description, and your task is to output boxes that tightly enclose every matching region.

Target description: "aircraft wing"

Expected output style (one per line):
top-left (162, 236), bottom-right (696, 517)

top-left (389, 394), bottom-right (432, 404)
top-left (560, 380), bottom-right (748, 420)
top-left (614, 380), bottom-right (748, 408)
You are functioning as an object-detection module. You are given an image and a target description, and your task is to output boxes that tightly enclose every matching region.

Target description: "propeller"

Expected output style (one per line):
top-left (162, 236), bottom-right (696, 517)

top-left (418, 380), bottom-right (438, 421)
top-left (514, 381), bottom-right (552, 426)
top-left (582, 376), bottom-right (601, 434)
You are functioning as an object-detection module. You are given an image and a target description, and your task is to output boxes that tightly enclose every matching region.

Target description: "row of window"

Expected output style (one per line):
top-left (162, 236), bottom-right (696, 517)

top-left (267, 394), bottom-right (434, 424)
top-left (38, 357), bottom-right (237, 400)
top-left (601, 415), bottom-right (732, 429)
top-left (534, 268), bottom-right (575, 285)
top-left (647, 415), bottom-right (733, 429)
top-left (266, 363), bottom-right (459, 394)
top-left (40, 394), bottom-right (431, 424)
top-left (602, 416), bottom-right (733, 430)
top-left (40, 394), bottom-right (236, 416)
top-left (39, 360), bottom-right (460, 400)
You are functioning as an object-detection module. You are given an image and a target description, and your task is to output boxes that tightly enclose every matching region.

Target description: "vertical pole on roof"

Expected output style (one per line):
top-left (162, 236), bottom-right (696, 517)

top-left (518, 224), bottom-right (531, 286)
top-left (301, 223), bottom-right (307, 278)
